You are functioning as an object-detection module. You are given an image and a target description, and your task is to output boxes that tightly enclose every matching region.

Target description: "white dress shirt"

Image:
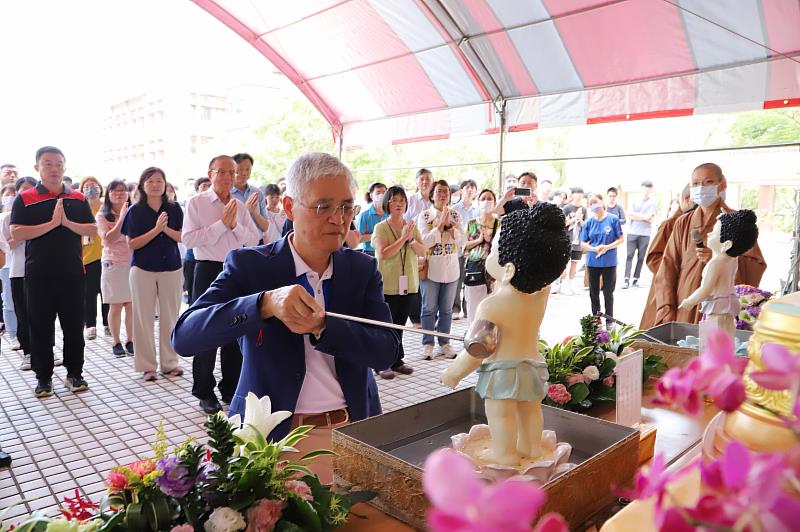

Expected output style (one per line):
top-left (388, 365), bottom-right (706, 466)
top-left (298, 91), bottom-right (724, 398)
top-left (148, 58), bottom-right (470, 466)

top-left (181, 189), bottom-right (260, 262)
top-left (264, 209), bottom-right (287, 244)
top-left (404, 191), bottom-right (431, 223)
top-left (288, 235), bottom-right (347, 414)
top-left (0, 213), bottom-right (23, 278)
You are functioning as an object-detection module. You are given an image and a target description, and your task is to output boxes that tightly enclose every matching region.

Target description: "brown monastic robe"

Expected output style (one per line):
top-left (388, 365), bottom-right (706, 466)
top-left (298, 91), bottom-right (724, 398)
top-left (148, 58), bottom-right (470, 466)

top-left (652, 203), bottom-right (767, 325)
top-left (639, 208), bottom-right (688, 329)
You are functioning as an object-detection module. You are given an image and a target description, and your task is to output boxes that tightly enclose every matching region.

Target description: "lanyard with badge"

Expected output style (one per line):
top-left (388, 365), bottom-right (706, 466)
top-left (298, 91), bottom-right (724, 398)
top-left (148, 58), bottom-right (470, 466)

top-left (387, 223), bottom-right (409, 295)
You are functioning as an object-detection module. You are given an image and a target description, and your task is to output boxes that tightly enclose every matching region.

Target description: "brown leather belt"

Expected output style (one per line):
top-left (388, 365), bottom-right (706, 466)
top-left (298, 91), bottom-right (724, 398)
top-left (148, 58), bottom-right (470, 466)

top-left (293, 408), bottom-right (350, 428)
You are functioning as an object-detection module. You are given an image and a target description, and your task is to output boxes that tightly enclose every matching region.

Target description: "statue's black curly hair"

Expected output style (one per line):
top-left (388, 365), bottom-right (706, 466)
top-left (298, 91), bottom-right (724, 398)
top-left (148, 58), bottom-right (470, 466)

top-left (719, 209), bottom-right (758, 257)
top-left (497, 202), bottom-right (571, 294)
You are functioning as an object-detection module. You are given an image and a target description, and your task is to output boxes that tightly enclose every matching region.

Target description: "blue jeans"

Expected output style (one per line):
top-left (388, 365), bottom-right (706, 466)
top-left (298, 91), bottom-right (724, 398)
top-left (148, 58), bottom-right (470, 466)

top-left (0, 268), bottom-right (16, 337)
top-left (420, 279), bottom-right (458, 346)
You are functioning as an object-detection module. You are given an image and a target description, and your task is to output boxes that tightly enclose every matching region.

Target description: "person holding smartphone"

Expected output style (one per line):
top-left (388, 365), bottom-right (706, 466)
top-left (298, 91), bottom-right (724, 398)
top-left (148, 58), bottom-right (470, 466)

top-left (372, 186), bottom-right (426, 378)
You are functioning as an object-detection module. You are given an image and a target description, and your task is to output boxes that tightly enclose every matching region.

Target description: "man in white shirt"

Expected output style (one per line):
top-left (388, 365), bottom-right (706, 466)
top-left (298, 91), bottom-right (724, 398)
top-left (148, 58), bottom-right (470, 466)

top-left (182, 155), bottom-right (260, 413)
top-left (403, 168), bottom-right (433, 326)
top-left (452, 179), bottom-right (479, 319)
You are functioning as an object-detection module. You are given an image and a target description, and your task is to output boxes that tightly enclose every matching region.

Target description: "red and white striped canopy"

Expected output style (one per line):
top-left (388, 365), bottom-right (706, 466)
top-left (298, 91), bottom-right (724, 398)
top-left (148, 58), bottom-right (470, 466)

top-left (194, 0), bottom-right (800, 147)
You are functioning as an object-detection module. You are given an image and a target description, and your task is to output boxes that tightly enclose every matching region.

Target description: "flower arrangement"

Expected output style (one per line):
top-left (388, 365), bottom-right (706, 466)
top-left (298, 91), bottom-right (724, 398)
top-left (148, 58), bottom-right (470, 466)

top-left (631, 328), bottom-right (800, 530)
top-left (735, 284), bottom-right (772, 331)
top-left (423, 448), bottom-right (569, 532)
top-left (0, 393), bottom-right (375, 532)
top-left (541, 315), bottom-right (666, 411)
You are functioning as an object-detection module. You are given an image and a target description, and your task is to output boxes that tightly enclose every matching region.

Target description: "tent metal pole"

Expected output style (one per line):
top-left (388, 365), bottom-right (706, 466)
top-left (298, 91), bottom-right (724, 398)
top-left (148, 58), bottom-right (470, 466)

top-left (497, 99), bottom-right (507, 192)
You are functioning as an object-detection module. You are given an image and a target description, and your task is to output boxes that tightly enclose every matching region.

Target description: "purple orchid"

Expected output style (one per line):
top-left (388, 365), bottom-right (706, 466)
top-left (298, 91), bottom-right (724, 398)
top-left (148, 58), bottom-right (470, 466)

top-left (155, 457), bottom-right (193, 498)
top-left (423, 449), bottom-right (567, 532)
top-left (595, 328), bottom-right (611, 345)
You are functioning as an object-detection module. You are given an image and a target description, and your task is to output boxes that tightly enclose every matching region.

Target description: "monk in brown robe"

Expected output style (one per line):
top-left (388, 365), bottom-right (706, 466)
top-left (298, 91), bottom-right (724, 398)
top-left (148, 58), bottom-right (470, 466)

top-left (639, 184), bottom-right (695, 329)
top-left (653, 163), bottom-right (766, 325)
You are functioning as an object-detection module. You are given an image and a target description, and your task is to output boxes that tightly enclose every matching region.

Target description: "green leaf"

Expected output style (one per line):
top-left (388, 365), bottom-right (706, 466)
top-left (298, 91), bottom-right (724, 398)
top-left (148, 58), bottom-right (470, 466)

top-left (599, 357), bottom-right (616, 376)
top-left (124, 503), bottom-right (147, 531)
top-left (567, 383), bottom-right (590, 405)
top-left (300, 449), bottom-right (337, 461)
top-left (144, 497), bottom-right (172, 531)
top-left (283, 498), bottom-right (322, 532)
top-left (275, 521), bottom-right (306, 532)
top-left (98, 510), bottom-right (126, 531)
top-left (592, 385), bottom-right (616, 401)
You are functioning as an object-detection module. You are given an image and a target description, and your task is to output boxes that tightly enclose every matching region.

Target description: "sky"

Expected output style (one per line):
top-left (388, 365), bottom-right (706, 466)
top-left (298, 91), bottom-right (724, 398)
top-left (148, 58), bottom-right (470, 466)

top-left (0, 0), bottom-right (282, 174)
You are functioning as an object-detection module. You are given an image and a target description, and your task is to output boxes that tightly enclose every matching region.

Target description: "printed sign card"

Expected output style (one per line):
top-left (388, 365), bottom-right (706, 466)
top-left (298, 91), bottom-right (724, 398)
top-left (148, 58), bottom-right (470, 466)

top-left (615, 349), bottom-right (643, 428)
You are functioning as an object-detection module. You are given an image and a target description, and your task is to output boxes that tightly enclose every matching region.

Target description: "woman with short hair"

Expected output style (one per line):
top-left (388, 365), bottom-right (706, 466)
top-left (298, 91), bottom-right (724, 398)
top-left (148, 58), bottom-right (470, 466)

top-left (372, 186), bottom-right (426, 378)
top-left (97, 179), bottom-right (134, 357)
top-left (79, 176), bottom-right (109, 339)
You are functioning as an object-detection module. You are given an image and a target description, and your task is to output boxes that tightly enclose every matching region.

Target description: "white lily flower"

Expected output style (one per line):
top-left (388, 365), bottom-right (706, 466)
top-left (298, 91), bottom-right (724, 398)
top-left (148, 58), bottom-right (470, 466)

top-left (232, 392), bottom-right (292, 445)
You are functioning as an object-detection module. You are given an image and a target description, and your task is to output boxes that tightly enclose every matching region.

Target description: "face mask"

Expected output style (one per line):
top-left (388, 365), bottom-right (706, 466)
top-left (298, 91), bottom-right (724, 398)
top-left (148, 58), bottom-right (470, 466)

top-left (690, 184), bottom-right (719, 207)
top-left (590, 203), bottom-right (603, 213)
top-left (372, 193), bottom-right (384, 206)
top-left (2, 196), bottom-right (14, 211)
top-left (84, 186), bottom-right (100, 199)
top-left (479, 200), bottom-right (492, 213)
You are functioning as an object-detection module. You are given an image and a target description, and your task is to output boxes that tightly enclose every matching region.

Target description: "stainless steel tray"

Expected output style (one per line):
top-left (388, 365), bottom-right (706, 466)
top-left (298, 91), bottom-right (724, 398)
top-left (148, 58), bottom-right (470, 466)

top-left (646, 321), bottom-right (752, 347)
top-left (333, 388), bottom-right (639, 529)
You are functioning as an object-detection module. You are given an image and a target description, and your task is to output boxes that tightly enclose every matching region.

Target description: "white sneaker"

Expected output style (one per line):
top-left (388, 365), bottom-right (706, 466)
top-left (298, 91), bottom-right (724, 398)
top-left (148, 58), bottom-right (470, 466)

top-left (10, 337), bottom-right (21, 351)
top-left (422, 345), bottom-right (435, 360)
top-left (440, 344), bottom-right (458, 359)
top-left (19, 354), bottom-right (31, 371)
top-left (85, 327), bottom-right (97, 340)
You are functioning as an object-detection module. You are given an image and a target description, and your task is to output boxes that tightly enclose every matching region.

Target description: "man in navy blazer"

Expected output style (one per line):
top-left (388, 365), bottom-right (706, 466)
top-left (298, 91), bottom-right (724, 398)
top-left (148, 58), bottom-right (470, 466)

top-left (171, 152), bottom-right (398, 481)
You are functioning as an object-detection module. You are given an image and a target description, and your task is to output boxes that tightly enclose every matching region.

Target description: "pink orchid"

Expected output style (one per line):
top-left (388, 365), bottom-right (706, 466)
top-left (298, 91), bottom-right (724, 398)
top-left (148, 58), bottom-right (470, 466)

top-left (423, 449), bottom-right (567, 532)
top-left (751, 343), bottom-right (800, 393)
top-left (652, 364), bottom-right (703, 416)
top-left (617, 453), bottom-right (683, 507)
top-left (653, 329), bottom-right (748, 415)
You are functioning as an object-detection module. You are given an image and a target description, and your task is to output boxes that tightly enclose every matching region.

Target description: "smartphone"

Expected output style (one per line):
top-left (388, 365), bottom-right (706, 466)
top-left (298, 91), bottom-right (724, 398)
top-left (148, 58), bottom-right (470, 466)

top-left (514, 187), bottom-right (531, 197)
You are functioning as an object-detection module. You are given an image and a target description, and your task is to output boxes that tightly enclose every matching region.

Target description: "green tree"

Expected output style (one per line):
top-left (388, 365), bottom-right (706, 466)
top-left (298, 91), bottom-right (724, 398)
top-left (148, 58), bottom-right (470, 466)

top-left (728, 109), bottom-right (800, 146)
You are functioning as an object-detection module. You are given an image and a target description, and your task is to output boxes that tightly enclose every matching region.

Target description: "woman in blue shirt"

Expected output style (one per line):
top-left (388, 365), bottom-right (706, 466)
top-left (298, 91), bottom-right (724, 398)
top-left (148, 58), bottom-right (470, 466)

top-left (580, 194), bottom-right (624, 321)
top-left (122, 167), bottom-right (184, 381)
top-left (357, 182), bottom-right (388, 256)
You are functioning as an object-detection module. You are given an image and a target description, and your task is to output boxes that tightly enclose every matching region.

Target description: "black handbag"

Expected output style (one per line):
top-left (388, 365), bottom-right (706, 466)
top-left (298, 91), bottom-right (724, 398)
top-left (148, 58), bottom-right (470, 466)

top-left (464, 259), bottom-right (486, 286)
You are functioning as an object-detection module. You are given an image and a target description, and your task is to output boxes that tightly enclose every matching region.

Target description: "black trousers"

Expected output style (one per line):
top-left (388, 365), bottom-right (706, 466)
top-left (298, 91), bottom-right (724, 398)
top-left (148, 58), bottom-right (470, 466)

top-left (625, 234), bottom-right (650, 281)
top-left (408, 291), bottom-right (421, 324)
top-left (588, 266), bottom-right (616, 318)
top-left (84, 260), bottom-right (109, 328)
top-left (10, 277), bottom-right (29, 355)
top-left (191, 260), bottom-right (243, 401)
top-left (27, 274), bottom-right (86, 381)
top-left (384, 294), bottom-right (411, 368)
top-left (453, 256), bottom-right (466, 315)
top-left (183, 258), bottom-right (196, 303)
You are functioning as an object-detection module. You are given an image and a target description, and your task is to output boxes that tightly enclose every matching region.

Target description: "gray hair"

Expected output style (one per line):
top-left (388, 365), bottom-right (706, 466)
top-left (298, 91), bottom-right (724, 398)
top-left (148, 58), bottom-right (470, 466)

top-left (285, 152), bottom-right (355, 199)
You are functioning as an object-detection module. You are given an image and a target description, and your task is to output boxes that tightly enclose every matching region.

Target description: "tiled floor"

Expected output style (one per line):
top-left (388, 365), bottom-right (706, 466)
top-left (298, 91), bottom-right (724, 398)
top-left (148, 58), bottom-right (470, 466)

top-left (0, 267), bottom-right (650, 519)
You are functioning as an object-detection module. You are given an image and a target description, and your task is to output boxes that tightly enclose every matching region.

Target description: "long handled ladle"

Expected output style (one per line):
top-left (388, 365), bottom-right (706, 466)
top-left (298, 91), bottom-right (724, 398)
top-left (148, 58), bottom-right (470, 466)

top-left (325, 311), bottom-right (499, 358)
top-left (597, 313), bottom-right (669, 345)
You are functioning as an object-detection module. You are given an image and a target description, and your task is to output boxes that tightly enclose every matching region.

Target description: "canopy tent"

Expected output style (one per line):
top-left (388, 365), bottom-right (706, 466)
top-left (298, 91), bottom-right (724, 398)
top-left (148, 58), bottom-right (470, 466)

top-left (193, 0), bottom-right (800, 149)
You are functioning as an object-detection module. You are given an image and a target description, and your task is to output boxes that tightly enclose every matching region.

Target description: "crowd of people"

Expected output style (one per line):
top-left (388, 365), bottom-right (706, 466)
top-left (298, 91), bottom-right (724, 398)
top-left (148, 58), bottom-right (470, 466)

top-left (0, 150), bottom-right (767, 480)
top-left (0, 151), bottom-right (765, 397)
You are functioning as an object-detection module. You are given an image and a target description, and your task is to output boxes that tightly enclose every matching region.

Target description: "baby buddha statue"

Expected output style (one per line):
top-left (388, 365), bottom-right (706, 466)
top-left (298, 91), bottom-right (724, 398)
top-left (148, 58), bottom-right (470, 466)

top-left (679, 210), bottom-right (759, 342)
top-left (442, 202), bottom-right (571, 467)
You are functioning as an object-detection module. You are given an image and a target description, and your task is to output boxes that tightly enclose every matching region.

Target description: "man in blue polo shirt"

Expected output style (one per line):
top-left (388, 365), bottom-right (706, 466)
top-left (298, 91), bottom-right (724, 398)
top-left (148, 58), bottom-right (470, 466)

top-left (11, 146), bottom-right (97, 397)
top-left (232, 153), bottom-right (269, 243)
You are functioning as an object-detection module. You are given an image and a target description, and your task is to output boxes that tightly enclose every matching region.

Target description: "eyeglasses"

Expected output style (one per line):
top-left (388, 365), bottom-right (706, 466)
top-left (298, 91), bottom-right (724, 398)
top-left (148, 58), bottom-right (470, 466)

top-left (303, 202), bottom-right (361, 218)
top-left (211, 169), bottom-right (237, 177)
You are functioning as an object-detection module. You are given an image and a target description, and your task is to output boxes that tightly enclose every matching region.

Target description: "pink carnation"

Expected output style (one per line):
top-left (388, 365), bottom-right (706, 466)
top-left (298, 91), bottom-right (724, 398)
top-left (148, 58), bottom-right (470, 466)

top-left (547, 384), bottom-right (571, 405)
top-left (129, 459), bottom-right (156, 477)
top-left (285, 480), bottom-right (313, 502)
top-left (170, 525), bottom-right (194, 532)
top-left (107, 471), bottom-right (128, 493)
top-left (245, 498), bottom-right (286, 532)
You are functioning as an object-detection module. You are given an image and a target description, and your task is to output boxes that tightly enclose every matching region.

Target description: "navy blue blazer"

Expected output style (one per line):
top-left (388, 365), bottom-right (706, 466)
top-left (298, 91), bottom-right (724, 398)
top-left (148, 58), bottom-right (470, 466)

top-left (171, 236), bottom-right (399, 440)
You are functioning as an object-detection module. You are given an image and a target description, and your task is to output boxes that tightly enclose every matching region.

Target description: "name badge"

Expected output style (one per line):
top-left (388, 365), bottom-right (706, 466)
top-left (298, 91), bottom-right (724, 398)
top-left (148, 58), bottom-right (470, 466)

top-left (398, 275), bottom-right (409, 295)
top-left (82, 236), bottom-right (90, 246)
